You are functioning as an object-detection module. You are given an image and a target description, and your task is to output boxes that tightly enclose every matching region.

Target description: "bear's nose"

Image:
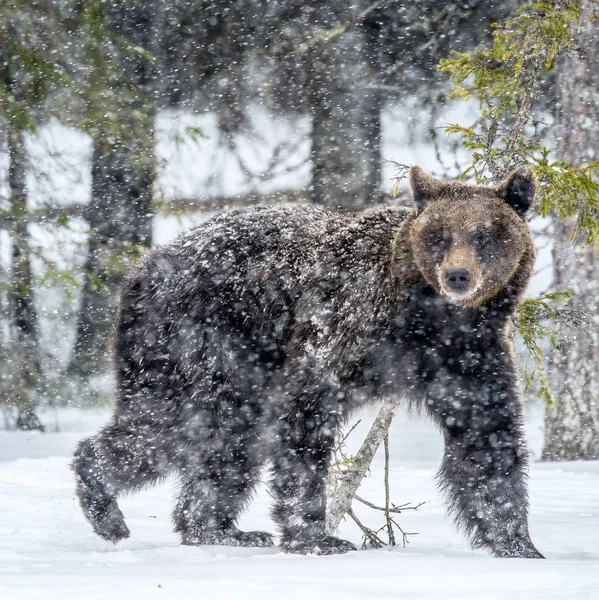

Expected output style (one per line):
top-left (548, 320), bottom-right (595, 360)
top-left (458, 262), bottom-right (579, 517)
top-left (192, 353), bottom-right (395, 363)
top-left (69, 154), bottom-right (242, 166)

top-left (445, 268), bottom-right (471, 292)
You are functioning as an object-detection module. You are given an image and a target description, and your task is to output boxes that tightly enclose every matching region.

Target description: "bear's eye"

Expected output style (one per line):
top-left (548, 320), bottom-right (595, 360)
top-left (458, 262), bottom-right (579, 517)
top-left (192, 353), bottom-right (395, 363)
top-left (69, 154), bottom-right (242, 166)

top-left (472, 231), bottom-right (497, 258)
top-left (473, 231), bottom-right (491, 248)
top-left (428, 233), bottom-right (445, 247)
top-left (428, 233), bottom-right (447, 257)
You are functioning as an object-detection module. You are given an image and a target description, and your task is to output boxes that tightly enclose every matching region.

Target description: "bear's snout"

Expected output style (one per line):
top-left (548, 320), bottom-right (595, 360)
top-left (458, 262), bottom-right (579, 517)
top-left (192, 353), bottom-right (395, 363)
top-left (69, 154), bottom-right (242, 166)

top-left (437, 242), bottom-right (481, 304)
top-left (445, 267), bottom-right (471, 292)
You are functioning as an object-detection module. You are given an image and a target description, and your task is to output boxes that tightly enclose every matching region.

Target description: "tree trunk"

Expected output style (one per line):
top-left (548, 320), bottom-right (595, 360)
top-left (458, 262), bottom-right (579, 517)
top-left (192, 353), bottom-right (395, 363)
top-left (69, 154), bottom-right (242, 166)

top-left (543, 1), bottom-right (599, 460)
top-left (68, 129), bottom-right (155, 378)
top-left (327, 398), bottom-right (401, 533)
top-left (68, 2), bottom-right (155, 379)
top-left (309, 9), bottom-right (381, 210)
top-left (7, 119), bottom-right (44, 430)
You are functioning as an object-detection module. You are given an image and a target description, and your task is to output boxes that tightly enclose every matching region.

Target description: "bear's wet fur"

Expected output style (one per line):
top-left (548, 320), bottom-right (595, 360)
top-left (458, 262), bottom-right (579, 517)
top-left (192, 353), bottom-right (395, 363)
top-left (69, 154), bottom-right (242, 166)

top-left (73, 166), bottom-right (543, 558)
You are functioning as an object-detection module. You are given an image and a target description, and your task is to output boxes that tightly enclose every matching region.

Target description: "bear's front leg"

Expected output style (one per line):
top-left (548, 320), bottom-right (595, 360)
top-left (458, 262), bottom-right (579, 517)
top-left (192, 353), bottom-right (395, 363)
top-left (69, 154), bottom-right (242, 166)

top-left (270, 402), bottom-right (356, 555)
top-left (427, 363), bottom-right (543, 559)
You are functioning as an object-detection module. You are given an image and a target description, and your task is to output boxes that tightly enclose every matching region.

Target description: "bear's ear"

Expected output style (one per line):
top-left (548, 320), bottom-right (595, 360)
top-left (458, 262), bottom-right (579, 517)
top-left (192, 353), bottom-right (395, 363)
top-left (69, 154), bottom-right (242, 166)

top-left (409, 166), bottom-right (444, 209)
top-left (500, 167), bottom-right (536, 216)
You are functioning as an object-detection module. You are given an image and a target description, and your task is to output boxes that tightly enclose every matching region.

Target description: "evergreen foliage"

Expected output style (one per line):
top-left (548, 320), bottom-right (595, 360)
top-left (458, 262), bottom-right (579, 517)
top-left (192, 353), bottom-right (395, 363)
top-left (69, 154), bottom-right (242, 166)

top-left (515, 291), bottom-right (588, 403)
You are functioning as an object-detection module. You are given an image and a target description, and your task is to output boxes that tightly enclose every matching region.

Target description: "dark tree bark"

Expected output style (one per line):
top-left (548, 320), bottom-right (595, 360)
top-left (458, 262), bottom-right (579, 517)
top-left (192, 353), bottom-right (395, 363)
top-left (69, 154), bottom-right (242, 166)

top-left (1, 58), bottom-right (44, 430)
top-left (69, 131), bottom-right (155, 377)
top-left (543, 0), bottom-right (599, 460)
top-left (8, 127), bottom-right (44, 430)
top-left (68, 2), bottom-right (156, 379)
top-left (309, 8), bottom-right (382, 210)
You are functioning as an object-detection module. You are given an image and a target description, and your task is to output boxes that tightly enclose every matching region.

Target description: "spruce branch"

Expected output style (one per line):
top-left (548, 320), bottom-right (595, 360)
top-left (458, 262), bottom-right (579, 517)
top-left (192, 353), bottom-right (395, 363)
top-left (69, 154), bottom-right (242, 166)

top-left (514, 291), bottom-right (591, 404)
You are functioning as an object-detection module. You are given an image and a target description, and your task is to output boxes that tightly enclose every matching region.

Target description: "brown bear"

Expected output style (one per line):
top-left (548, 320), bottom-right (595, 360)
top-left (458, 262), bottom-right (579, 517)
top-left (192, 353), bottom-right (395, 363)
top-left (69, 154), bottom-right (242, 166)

top-left (73, 166), bottom-right (543, 558)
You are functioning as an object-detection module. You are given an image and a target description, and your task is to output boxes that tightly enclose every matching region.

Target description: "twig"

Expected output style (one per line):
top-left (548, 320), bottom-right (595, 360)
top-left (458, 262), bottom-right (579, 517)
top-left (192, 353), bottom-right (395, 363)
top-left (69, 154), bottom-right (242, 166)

top-left (499, 59), bottom-right (543, 178)
top-left (347, 507), bottom-right (386, 549)
top-left (383, 433), bottom-right (395, 546)
top-left (338, 419), bottom-right (362, 449)
top-left (353, 495), bottom-right (426, 514)
top-left (390, 517), bottom-right (419, 548)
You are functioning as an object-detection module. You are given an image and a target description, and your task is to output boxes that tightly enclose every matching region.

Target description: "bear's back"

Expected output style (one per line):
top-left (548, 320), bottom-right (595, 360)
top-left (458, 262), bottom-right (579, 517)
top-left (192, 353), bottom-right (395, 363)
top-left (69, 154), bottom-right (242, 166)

top-left (122, 204), bottom-right (413, 379)
top-left (153, 203), bottom-right (411, 304)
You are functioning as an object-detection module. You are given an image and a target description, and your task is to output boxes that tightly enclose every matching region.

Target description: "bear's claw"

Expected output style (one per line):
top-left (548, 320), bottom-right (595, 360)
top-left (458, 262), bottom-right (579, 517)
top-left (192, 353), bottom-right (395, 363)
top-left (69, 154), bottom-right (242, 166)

top-left (89, 499), bottom-right (130, 542)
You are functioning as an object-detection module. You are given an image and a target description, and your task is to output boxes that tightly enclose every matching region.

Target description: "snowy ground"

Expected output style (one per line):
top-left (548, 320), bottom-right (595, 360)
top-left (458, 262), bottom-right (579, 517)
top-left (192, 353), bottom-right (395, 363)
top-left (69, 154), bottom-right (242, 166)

top-left (1, 407), bottom-right (599, 600)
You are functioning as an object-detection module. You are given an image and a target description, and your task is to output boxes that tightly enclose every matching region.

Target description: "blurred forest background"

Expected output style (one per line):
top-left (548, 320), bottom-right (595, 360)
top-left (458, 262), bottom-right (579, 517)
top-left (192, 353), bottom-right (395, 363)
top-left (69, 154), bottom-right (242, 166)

top-left (1, 0), bottom-right (598, 460)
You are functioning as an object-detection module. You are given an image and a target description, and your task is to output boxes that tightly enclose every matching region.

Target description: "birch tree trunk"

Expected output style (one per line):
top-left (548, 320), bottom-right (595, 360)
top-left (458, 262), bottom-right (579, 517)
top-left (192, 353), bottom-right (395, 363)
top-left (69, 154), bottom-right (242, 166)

top-left (309, 6), bottom-right (381, 210)
top-left (543, 1), bottom-right (599, 460)
top-left (327, 398), bottom-right (401, 532)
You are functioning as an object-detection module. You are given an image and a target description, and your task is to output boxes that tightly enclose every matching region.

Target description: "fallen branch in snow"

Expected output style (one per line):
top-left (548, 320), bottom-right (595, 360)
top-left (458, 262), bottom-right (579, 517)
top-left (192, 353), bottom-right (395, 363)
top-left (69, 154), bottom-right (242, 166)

top-left (346, 507), bottom-right (386, 549)
top-left (347, 504), bottom-right (420, 550)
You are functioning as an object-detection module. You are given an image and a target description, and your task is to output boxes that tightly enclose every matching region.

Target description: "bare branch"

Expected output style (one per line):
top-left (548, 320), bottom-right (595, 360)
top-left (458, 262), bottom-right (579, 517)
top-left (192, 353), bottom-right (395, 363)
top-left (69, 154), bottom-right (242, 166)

top-left (346, 507), bottom-right (386, 549)
top-left (353, 495), bottom-right (425, 514)
top-left (383, 433), bottom-right (395, 545)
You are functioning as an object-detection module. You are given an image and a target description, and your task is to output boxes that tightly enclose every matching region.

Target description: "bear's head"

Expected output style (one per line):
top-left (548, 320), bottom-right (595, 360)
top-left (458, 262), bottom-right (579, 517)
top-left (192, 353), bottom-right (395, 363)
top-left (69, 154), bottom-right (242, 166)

top-left (406, 166), bottom-right (536, 308)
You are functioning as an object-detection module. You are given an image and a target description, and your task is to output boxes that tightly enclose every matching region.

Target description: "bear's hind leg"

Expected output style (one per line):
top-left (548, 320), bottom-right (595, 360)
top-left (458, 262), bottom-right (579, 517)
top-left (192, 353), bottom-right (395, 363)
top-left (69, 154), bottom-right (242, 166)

top-left (173, 448), bottom-right (273, 548)
top-left (73, 423), bottom-right (171, 542)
